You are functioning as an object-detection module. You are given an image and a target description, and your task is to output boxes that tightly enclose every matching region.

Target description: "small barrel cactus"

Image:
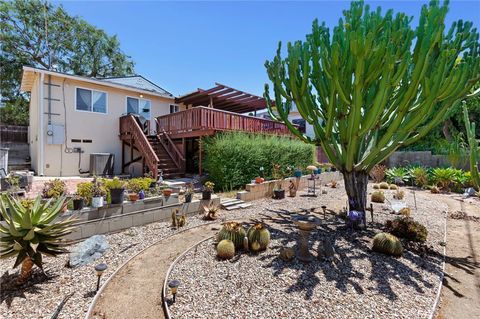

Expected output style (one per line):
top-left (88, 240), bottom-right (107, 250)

top-left (399, 207), bottom-right (411, 217)
top-left (372, 232), bottom-right (403, 257)
top-left (247, 223), bottom-right (271, 251)
top-left (217, 239), bottom-right (235, 259)
top-left (217, 222), bottom-right (246, 249)
top-left (372, 184), bottom-right (380, 190)
top-left (371, 191), bottom-right (385, 203)
top-left (389, 184), bottom-right (398, 190)
top-left (379, 182), bottom-right (390, 190)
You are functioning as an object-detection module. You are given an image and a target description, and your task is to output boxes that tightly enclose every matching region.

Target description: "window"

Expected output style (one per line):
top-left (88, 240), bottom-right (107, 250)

top-left (76, 88), bottom-right (107, 114)
top-left (127, 97), bottom-right (151, 119)
top-left (292, 118), bottom-right (306, 134)
top-left (170, 104), bottom-right (180, 114)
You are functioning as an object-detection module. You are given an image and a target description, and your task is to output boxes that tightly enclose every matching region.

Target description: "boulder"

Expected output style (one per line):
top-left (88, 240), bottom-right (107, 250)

top-left (69, 235), bottom-right (109, 268)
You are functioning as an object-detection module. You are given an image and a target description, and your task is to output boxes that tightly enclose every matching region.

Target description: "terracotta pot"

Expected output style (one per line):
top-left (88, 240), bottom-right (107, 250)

top-left (163, 189), bottom-right (173, 197)
top-left (273, 189), bottom-right (285, 200)
top-left (129, 193), bottom-right (139, 202)
top-left (255, 177), bottom-right (264, 184)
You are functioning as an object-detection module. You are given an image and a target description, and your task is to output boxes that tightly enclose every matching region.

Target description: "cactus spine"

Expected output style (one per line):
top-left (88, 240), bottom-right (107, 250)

top-left (463, 104), bottom-right (480, 190)
top-left (217, 222), bottom-right (246, 249)
top-left (372, 232), bottom-right (403, 257)
top-left (265, 1), bottom-right (480, 213)
top-left (247, 223), bottom-right (271, 251)
top-left (217, 239), bottom-right (235, 260)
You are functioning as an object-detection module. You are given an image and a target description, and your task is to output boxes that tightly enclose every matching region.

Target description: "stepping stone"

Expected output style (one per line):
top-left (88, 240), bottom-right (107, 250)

top-left (225, 203), bottom-right (252, 210)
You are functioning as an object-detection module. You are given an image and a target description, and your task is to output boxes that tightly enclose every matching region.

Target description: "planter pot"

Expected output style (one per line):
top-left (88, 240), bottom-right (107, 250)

top-left (138, 190), bottom-right (145, 200)
top-left (273, 189), bottom-right (285, 200)
top-left (255, 177), bottom-right (264, 184)
top-left (149, 181), bottom-right (157, 189)
top-left (73, 198), bottom-right (84, 210)
top-left (129, 193), bottom-right (139, 202)
top-left (185, 193), bottom-right (193, 203)
top-left (163, 189), bottom-right (173, 197)
top-left (294, 170), bottom-right (302, 178)
top-left (202, 190), bottom-right (212, 200)
top-left (289, 189), bottom-right (297, 197)
top-left (92, 196), bottom-right (104, 208)
top-left (110, 188), bottom-right (125, 204)
top-left (331, 167), bottom-right (337, 172)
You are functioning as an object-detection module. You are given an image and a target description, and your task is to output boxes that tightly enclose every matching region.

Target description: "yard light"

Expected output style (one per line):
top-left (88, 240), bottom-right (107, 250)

top-left (321, 205), bottom-right (327, 219)
top-left (94, 263), bottom-right (107, 292)
top-left (168, 279), bottom-right (181, 303)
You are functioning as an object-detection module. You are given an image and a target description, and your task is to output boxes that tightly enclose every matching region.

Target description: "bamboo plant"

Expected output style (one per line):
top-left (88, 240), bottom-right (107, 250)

top-left (264, 0), bottom-right (480, 211)
top-left (463, 104), bottom-right (480, 189)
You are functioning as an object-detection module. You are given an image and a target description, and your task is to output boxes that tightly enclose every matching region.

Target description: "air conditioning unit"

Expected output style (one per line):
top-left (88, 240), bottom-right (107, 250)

top-left (90, 153), bottom-right (114, 176)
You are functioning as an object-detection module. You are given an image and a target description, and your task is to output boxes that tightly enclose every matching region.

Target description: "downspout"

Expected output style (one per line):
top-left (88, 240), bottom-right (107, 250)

top-left (38, 72), bottom-right (45, 176)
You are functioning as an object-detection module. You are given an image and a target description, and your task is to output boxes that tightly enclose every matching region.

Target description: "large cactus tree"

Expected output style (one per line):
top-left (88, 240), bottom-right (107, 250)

top-left (265, 0), bottom-right (480, 212)
top-left (463, 104), bottom-right (480, 189)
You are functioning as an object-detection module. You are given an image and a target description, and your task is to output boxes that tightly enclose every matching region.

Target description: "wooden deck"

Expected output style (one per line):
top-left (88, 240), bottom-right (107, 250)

top-left (156, 106), bottom-right (293, 138)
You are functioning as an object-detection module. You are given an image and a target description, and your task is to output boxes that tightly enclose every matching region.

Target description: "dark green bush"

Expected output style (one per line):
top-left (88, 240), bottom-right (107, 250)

top-left (385, 217), bottom-right (428, 243)
top-left (203, 133), bottom-right (315, 191)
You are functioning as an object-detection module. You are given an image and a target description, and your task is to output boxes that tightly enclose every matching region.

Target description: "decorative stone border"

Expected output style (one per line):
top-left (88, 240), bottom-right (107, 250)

top-left (237, 172), bottom-right (342, 201)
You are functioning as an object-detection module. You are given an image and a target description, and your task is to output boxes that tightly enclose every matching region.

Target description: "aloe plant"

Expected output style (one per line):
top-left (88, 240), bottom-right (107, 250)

top-left (264, 1), bottom-right (480, 211)
top-left (0, 195), bottom-right (77, 283)
top-left (463, 104), bottom-right (480, 189)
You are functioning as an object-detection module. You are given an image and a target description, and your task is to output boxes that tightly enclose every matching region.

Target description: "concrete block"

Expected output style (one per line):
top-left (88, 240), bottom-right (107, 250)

top-left (123, 201), bottom-right (145, 213)
top-left (132, 212), bottom-right (146, 227)
top-left (108, 215), bottom-right (133, 233)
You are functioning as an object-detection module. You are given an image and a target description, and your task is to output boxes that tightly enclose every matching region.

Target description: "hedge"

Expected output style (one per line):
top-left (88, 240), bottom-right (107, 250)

top-left (203, 132), bottom-right (316, 191)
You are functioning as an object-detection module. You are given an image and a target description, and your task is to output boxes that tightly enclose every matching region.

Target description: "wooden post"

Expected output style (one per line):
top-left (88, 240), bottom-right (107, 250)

top-left (130, 137), bottom-right (134, 172)
top-left (209, 96), bottom-right (214, 109)
top-left (199, 136), bottom-right (202, 175)
top-left (121, 141), bottom-right (125, 174)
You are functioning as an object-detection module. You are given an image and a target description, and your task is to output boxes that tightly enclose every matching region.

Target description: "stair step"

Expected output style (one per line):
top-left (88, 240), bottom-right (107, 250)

top-left (221, 199), bottom-right (243, 207)
top-left (225, 203), bottom-right (252, 211)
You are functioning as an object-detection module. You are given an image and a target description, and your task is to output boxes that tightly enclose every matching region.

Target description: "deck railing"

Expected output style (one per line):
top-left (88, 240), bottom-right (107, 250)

top-left (156, 106), bottom-right (294, 136)
top-left (119, 115), bottom-right (159, 178)
top-left (154, 118), bottom-right (185, 171)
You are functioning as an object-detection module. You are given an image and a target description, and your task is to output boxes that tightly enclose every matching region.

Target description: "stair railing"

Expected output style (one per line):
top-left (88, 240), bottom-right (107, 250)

top-left (154, 118), bottom-right (186, 171)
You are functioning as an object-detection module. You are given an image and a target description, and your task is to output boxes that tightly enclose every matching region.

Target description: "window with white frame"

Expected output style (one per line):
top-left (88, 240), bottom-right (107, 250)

top-left (76, 88), bottom-right (107, 113)
top-left (170, 104), bottom-right (180, 114)
top-left (127, 97), bottom-right (151, 119)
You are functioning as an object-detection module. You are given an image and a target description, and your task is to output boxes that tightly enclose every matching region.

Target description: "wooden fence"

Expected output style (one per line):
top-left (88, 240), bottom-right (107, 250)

top-left (0, 125), bottom-right (28, 143)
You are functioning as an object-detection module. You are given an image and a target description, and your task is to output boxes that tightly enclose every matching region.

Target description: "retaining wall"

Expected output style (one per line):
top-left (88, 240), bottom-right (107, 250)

top-left (386, 151), bottom-right (469, 170)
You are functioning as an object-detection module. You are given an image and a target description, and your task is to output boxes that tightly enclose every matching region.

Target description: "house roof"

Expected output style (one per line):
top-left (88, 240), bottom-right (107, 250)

top-left (20, 66), bottom-right (174, 99)
top-left (175, 83), bottom-right (272, 113)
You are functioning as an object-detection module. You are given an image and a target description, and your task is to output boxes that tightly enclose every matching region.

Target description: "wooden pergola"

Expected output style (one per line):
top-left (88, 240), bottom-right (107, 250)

top-left (175, 83), bottom-right (270, 114)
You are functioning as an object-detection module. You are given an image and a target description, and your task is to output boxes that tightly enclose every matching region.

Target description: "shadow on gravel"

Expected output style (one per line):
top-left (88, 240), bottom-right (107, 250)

top-left (0, 269), bottom-right (57, 307)
top-left (259, 208), bottom-right (442, 301)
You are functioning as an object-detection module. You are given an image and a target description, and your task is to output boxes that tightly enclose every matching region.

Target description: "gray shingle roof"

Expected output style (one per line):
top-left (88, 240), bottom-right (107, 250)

top-left (99, 76), bottom-right (173, 97)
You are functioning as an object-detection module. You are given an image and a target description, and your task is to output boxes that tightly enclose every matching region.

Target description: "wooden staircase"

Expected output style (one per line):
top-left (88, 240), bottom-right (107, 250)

top-left (119, 115), bottom-right (185, 179)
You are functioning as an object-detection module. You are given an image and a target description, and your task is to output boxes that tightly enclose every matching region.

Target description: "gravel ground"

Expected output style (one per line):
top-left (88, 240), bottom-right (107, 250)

top-left (168, 184), bottom-right (450, 319)
top-left (0, 182), bottom-right (458, 319)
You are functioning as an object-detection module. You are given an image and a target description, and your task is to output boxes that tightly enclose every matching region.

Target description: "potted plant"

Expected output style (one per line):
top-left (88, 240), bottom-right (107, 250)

top-left (127, 179), bottom-right (141, 202)
top-left (91, 178), bottom-right (106, 208)
top-left (255, 166), bottom-right (265, 184)
top-left (72, 194), bottom-right (84, 210)
top-left (202, 181), bottom-right (215, 200)
top-left (42, 178), bottom-right (69, 211)
top-left (184, 183), bottom-right (194, 203)
top-left (76, 181), bottom-right (93, 207)
top-left (162, 186), bottom-right (173, 197)
top-left (272, 164), bottom-right (285, 199)
top-left (105, 177), bottom-right (126, 204)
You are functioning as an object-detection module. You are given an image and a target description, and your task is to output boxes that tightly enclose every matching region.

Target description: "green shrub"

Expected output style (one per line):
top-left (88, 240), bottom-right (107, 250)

top-left (385, 217), bottom-right (428, 242)
top-left (386, 167), bottom-right (410, 184)
top-left (408, 166), bottom-right (429, 187)
top-left (431, 167), bottom-right (457, 190)
top-left (104, 177), bottom-right (126, 190)
top-left (77, 182), bottom-right (93, 204)
top-left (203, 132), bottom-right (315, 191)
top-left (127, 177), bottom-right (155, 193)
top-left (42, 179), bottom-right (67, 198)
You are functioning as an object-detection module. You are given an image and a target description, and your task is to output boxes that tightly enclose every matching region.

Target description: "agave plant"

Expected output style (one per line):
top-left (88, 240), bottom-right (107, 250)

top-left (431, 167), bottom-right (457, 190)
top-left (0, 195), bottom-right (77, 283)
top-left (408, 166), bottom-right (430, 187)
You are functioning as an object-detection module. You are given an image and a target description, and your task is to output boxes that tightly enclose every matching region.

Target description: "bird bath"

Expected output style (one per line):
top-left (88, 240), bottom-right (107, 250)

top-left (391, 200), bottom-right (407, 213)
top-left (292, 215), bottom-right (321, 262)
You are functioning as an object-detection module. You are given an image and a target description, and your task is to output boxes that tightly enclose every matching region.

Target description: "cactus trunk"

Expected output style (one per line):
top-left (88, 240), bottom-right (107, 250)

top-left (18, 257), bottom-right (34, 283)
top-left (343, 170), bottom-right (368, 212)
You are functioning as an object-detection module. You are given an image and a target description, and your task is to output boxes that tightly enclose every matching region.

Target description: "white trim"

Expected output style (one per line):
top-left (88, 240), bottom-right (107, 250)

top-left (39, 72), bottom-right (45, 176)
top-left (125, 95), bottom-right (152, 121)
top-left (22, 66), bottom-right (174, 99)
top-left (74, 86), bottom-right (109, 115)
top-left (169, 104), bottom-right (180, 114)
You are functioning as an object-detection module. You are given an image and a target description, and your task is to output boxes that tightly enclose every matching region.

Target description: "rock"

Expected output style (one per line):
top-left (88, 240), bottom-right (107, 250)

top-left (69, 235), bottom-right (109, 268)
top-left (279, 247), bottom-right (295, 261)
top-left (317, 238), bottom-right (336, 261)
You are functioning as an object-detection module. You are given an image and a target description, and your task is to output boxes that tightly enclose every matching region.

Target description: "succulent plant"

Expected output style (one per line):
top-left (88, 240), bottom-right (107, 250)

top-left (42, 178), bottom-right (67, 199)
top-left (371, 191), bottom-right (385, 203)
top-left (430, 186), bottom-right (440, 194)
top-left (247, 223), bottom-right (271, 251)
top-left (389, 184), bottom-right (398, 190)
top-left (372, 232), bottom-right (403, 257)
top-left (203, 204), bottom-right (218, 220)
top-left (171, 209), bottom-right (186, 228)
top-left (379, 182), bottom-right (390, 190)
top-left (385, 217), bottom-right (428, 242)
top-left (0, 195), bottom-right (77, 283)
top-left (399, 207), bottom-right (411, 217)
top-left (393, 189), bottom-right (405, 200)
top-left (217, 239), bottom-right (235, 260)
top-left (372, 184), bottom-right (380, 190)
top-left (279, 247), bottom-right (295, 261)
top-left (217, 222), bottom-right (246, 249)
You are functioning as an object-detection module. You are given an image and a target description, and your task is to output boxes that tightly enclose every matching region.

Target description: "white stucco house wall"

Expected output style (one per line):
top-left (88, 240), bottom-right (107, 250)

top-left (20, 66), bottom-right (184, 176)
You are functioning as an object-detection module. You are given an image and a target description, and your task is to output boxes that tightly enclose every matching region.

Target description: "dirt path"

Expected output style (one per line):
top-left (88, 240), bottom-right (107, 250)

top-left (88, 221), bottom-right (228, 319)
top-left (435, 195), bottom-right (480, 319)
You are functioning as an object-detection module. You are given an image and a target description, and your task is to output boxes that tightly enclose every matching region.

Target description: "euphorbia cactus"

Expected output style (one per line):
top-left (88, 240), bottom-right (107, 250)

top-left (463, 104), bottom-right (480, 189)
top-left (265, 0), bottom-right (480, 211)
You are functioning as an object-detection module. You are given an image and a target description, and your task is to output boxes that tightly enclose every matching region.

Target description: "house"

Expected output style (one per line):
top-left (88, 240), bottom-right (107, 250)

top-left (20, 68), bottom-right (293, 178)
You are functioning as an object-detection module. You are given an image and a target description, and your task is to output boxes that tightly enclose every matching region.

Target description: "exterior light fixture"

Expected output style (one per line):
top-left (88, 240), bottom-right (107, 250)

top-left (139, 94), bottom-right (144, 98)
top-left (321, 205), bottom-right (327, 219)
top-left (94, 263), bottom-right (107, 292)
top-left (168, 279), bottom-right (181, 303)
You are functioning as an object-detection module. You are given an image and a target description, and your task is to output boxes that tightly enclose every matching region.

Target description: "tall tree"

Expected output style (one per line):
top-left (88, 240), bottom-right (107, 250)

top-left (0, 0), bottom-right (134, 108)
top-left (265, 0), bottom-right (480, 212)
top-left (463, 103), bottom-right (480, 189)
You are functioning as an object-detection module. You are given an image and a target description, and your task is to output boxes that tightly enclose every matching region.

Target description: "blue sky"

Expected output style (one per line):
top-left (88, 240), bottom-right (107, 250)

top-left (57, 0), bottom-right (480, 97)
